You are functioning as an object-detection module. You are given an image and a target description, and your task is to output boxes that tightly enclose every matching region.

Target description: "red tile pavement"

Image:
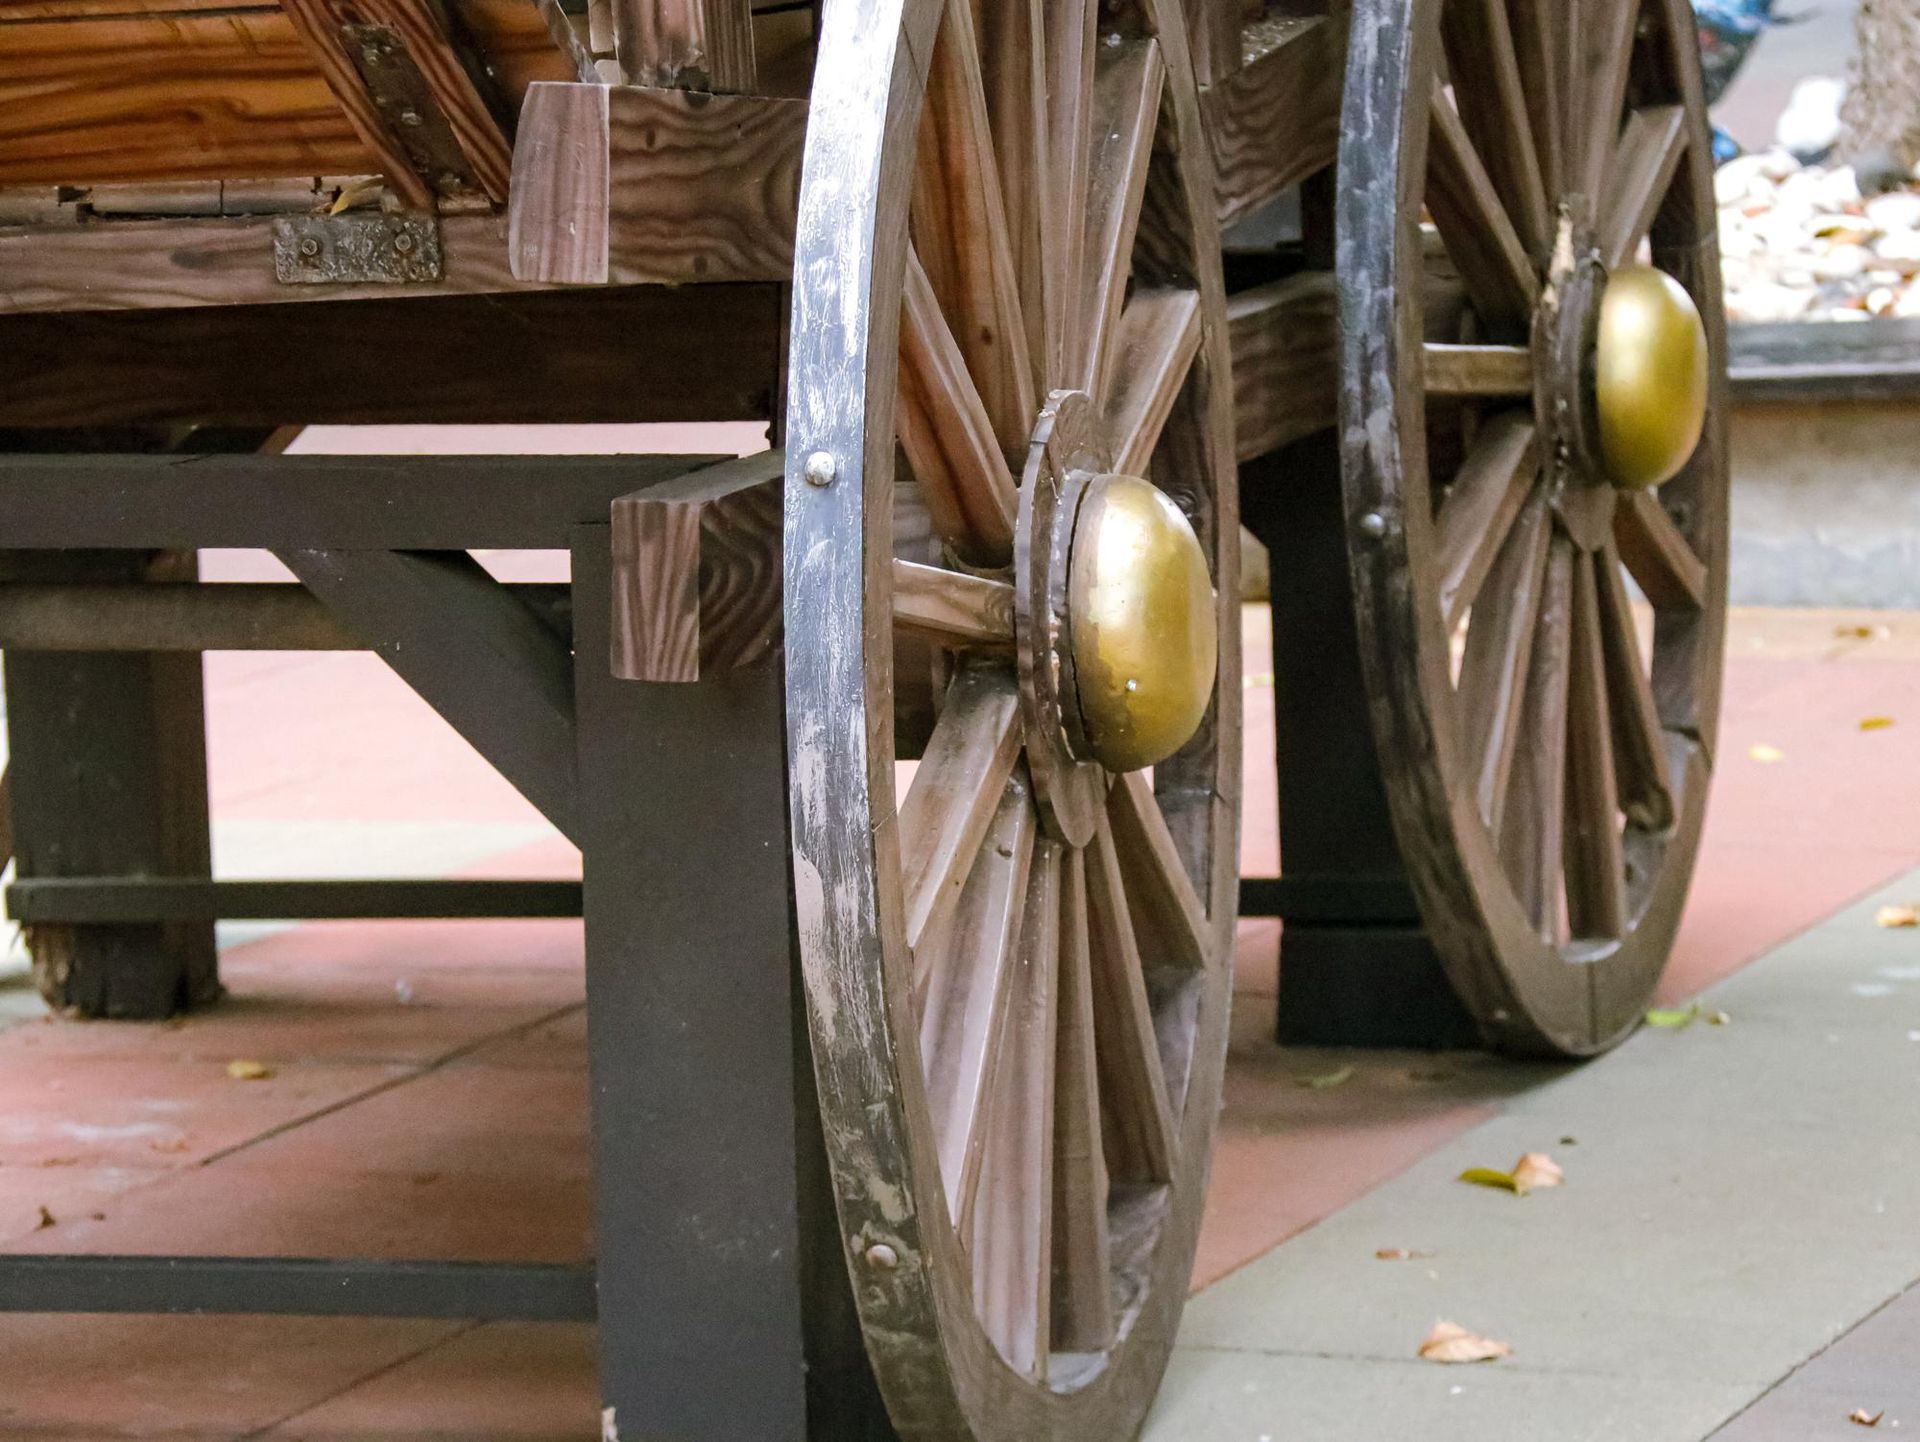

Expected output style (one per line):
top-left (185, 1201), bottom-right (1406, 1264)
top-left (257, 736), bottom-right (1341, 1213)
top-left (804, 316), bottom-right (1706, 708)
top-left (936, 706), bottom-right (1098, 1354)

top-left (3, 617), bottom-right (1920, 1435)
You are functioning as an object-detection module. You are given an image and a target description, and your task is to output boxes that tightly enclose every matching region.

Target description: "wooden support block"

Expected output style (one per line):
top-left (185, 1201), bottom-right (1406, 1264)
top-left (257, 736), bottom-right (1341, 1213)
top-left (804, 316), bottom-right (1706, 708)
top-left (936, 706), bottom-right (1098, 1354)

top-left (3, 551), bottom-right (215, 1019)
top-left (1205, 14), bottom-right (1348, 232)
top-left (609, 450), bottom-right (783, 681)
top-left (509, 81), bottom-right (804, 285)
top-left (1227, 271), bottom-right (1338, 463)
top-left (610, 0), bottom-right (755, 92)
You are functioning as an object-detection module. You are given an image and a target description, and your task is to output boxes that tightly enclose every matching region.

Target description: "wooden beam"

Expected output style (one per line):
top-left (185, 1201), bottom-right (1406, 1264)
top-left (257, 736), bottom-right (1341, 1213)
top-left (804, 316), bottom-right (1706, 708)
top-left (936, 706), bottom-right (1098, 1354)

top-left (0, 581), bottom-right (568, 651)
top-left (609, 451), bottom-right (784, 682)
top-left (1226, 271), bottom-right (1339, 463)
top-left (610, 0), bottom-right (754, 91)
top-left (0, 285), bottom-right (783, 425)
top-left (0, 453), bottom-right (722, 550)
top-left (509, 81), bottom-right (804, 285)
top-left (1205, 14), bottom-right (1348, 232)
top-left (280, 547), bottom-right (583, 843)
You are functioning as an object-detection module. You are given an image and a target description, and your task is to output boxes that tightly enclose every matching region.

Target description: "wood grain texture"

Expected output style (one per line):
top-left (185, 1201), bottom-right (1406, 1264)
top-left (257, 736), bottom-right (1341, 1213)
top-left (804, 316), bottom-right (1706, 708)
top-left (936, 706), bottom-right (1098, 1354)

top-left (611, 0), bottom-right (753, 91)
top-left (0, 212), bottom-right (540, 313)
top-left (0, 283), bottom-right (783, 425)
top-left (507, 81), bottom-right (804, 285)
top-left (1600, 105), bottom-right (1686, 270)
top-left (1424, 342), bottom-right (1532, 396)
top-left (1434, 410), bottom-right (1539, 630)
top-left (1226, 270), bottom-right (1338, 463)
top-left (1561, 552), bottom-right (1626, 940)
top-left (0, 10), bottom-right (374, 185)
top-left (278, 0), bottom-right (506, 208)
top-left (1050, 847), bottom-right (1115, 1356)
top-left (918, 771), bottom-right (1033, 1230)
top-left (608, 451), bottom-right (783, 683)
top-left (1204, 13), bottom-right (1346, 232)
top-left (1426, 82), bottom-right (1539, 335)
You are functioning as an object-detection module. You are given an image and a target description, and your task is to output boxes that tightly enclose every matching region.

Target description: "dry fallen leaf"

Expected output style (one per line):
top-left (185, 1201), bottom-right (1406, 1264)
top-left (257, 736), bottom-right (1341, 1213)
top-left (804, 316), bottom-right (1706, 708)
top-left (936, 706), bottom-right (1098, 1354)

top-left (1849, 1409), bottom-right (1884, 1428)
top-left (1749, 744), bottom-right (1785, 764)
top-left (1510, 1152), bottom-right (1564, 1192)
top-left (1706, 1010), bottom-right (1732, 1026)
top-left (148, 1136), bottom-right (190, 1155)
top-left (1375, 1247), bottom-right (1433, 1261)
top-left (1876, 905), bottom-right (1920, 929)
top-left (226, 1059), bottom-right (274, 1082)
top-left (1861, 716), bottom-right (1896, 732)
top-left (1418, 1321), bottom-right (1511, 1364)
top-left (1295, 1064), bottom-right (1354, 1090)
top-left (1646, 1002), bottom-right (1701, 1028)
top-left (34, 1205), bottom-right (55, 1231)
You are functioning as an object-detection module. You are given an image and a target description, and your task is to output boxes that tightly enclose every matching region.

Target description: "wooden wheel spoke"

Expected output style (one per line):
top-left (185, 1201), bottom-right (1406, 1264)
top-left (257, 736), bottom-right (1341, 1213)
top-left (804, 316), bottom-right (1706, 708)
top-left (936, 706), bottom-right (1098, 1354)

top-left (1593, 542), bottom-right (1675, 830)
top-left (1103, 288), bottom-right (1203, 477)
top-left (970, 840), bottom-right (1061, 1381)
top-left (977, 0), bottom-right (1051, 388)
top-left (1424, 342), bottom-right (1533, 397)
top-left (1427, 82), bottom-right (1540, 335)
top-left (1086, 813), bottom-right (1177, 1185)
top-left (1562, 551), bottom-right (1628, 940)
top-left (892, 559), bottom-right (1016, 648)
top-left (1457, 491), bottom-right (1552, 827)
top-left (1435, 411), bottom-right (1541, 630)
top-left (1574, 0), bottom-right (1639, 202)
top-left (912, 0), bottom-right (1038, 457)
top-left (1600, 105), bottom-right (1686, 270)
top-left (920, 771), bottom-right (1036, 1231)
top-left (1050, 848), bottom-right (1115, 1354)
top-left (1504, 0), bottom-right (1566, 198)
top-left (899, 665), bottom-right (1023, 953)
top-left (1499, 535), bottom-right (1575, 936)
top-left (1106, 771), bottom-right (1209, 974)
top-left (1440, 0), bottom-right (1551, 255)
top-left (1075, 38), bottom-right (1166, 401)
top-left (1039, 0), bottom-right (1100, 392)
top-left (1614, 489), bottom-right (1707, 611)
top-left (900, 246), bottom-right (1020, 565)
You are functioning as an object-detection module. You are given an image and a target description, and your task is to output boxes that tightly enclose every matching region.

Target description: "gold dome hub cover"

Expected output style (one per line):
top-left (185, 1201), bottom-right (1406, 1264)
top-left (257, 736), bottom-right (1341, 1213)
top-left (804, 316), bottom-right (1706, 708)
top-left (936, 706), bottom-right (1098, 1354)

top-left (1594, 263), bottom-right (1709, 491)
top-left (1062, 474), bottom-right (1218, 774)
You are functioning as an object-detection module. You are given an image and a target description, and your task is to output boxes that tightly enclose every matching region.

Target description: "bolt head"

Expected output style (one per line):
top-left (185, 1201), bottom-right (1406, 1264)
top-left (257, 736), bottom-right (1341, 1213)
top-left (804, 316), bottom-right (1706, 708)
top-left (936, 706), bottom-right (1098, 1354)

top-left (864, 1242), bottom-right (898, 1270)
top-left (802, 451), bottom-right (837, 488)
top-left (1358, 511), bottom-right (1388, 538)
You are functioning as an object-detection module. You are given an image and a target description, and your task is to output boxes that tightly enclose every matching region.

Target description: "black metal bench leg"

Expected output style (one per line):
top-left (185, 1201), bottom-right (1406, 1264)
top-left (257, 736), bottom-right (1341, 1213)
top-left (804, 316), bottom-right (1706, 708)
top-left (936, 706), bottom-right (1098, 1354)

top-left (571, 524), bottom-right (886, 1440)
top-left (4, 549), bottom-right (217, 1019)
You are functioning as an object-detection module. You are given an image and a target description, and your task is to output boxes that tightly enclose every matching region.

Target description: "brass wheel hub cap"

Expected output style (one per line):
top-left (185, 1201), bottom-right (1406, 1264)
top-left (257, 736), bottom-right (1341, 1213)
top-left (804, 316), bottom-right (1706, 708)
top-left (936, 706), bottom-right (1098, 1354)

top-left (1014, 390), bottom-right (1218, 843)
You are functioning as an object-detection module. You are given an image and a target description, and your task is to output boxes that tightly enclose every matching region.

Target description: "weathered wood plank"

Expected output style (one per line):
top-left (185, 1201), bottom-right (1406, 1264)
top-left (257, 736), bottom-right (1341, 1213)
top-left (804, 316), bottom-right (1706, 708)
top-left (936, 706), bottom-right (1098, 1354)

top-left (610, 0), bottom-right (753, 91)
top-left (0, 11), bottom-right (373, 185)
top-left (507, 80), bottom-right (804, 285)
top-left (0, 283), bottom-right (782, 425)
top-left (1204, 14), bottom-right (1346, 232)
top-left (1226, 271), bottom-right (1338, 463)
top-left (608, 451), bottom-right (783, 683)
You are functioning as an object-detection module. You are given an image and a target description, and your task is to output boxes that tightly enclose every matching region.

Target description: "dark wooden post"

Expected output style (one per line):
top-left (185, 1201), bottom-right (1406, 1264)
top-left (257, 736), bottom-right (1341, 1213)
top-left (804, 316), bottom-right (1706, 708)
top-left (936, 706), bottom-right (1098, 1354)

top-left (3, 548), bottom-right (216, 1018)
top-left (570, 523), bottom-right (886, 1439)
top-left (1241, 431), bottom-right (1478, 1049)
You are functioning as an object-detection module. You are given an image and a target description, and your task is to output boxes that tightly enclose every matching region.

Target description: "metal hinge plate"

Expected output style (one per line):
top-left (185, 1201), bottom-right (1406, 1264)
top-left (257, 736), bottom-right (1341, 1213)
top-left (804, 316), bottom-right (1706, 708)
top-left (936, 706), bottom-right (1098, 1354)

top-left (272, 214), bottom-right (443, 285)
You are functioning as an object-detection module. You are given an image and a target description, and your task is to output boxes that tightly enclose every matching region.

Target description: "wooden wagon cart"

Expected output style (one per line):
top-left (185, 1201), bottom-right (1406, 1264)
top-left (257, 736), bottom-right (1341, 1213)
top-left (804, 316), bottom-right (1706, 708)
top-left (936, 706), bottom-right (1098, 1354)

top-left (0, 0), bottom-right (1727, 1434)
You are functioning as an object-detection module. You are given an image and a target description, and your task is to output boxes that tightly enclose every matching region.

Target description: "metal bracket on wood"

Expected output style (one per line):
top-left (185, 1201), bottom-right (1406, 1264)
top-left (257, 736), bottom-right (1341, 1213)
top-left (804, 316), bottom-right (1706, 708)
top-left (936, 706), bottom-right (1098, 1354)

top-left (344, 23), bottom-right (488, 203)
top-left (273, 214), bottom-right (443, 285)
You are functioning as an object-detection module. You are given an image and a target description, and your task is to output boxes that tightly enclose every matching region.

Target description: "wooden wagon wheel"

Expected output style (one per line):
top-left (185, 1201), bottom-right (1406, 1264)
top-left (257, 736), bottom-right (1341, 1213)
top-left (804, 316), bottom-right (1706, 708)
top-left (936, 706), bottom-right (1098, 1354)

top-left (1339, 0), bottom-right (1729, 1056)
top-left (783, 0), bottom-right (1238, 1431)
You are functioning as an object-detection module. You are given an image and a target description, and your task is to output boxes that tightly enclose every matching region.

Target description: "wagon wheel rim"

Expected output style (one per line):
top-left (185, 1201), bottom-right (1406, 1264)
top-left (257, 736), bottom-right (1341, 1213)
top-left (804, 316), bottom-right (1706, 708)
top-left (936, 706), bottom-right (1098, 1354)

top-left (784, 0), bottom-right (1237, 1431)
top-left (1339, 0), bottom-right (1728, 1056)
